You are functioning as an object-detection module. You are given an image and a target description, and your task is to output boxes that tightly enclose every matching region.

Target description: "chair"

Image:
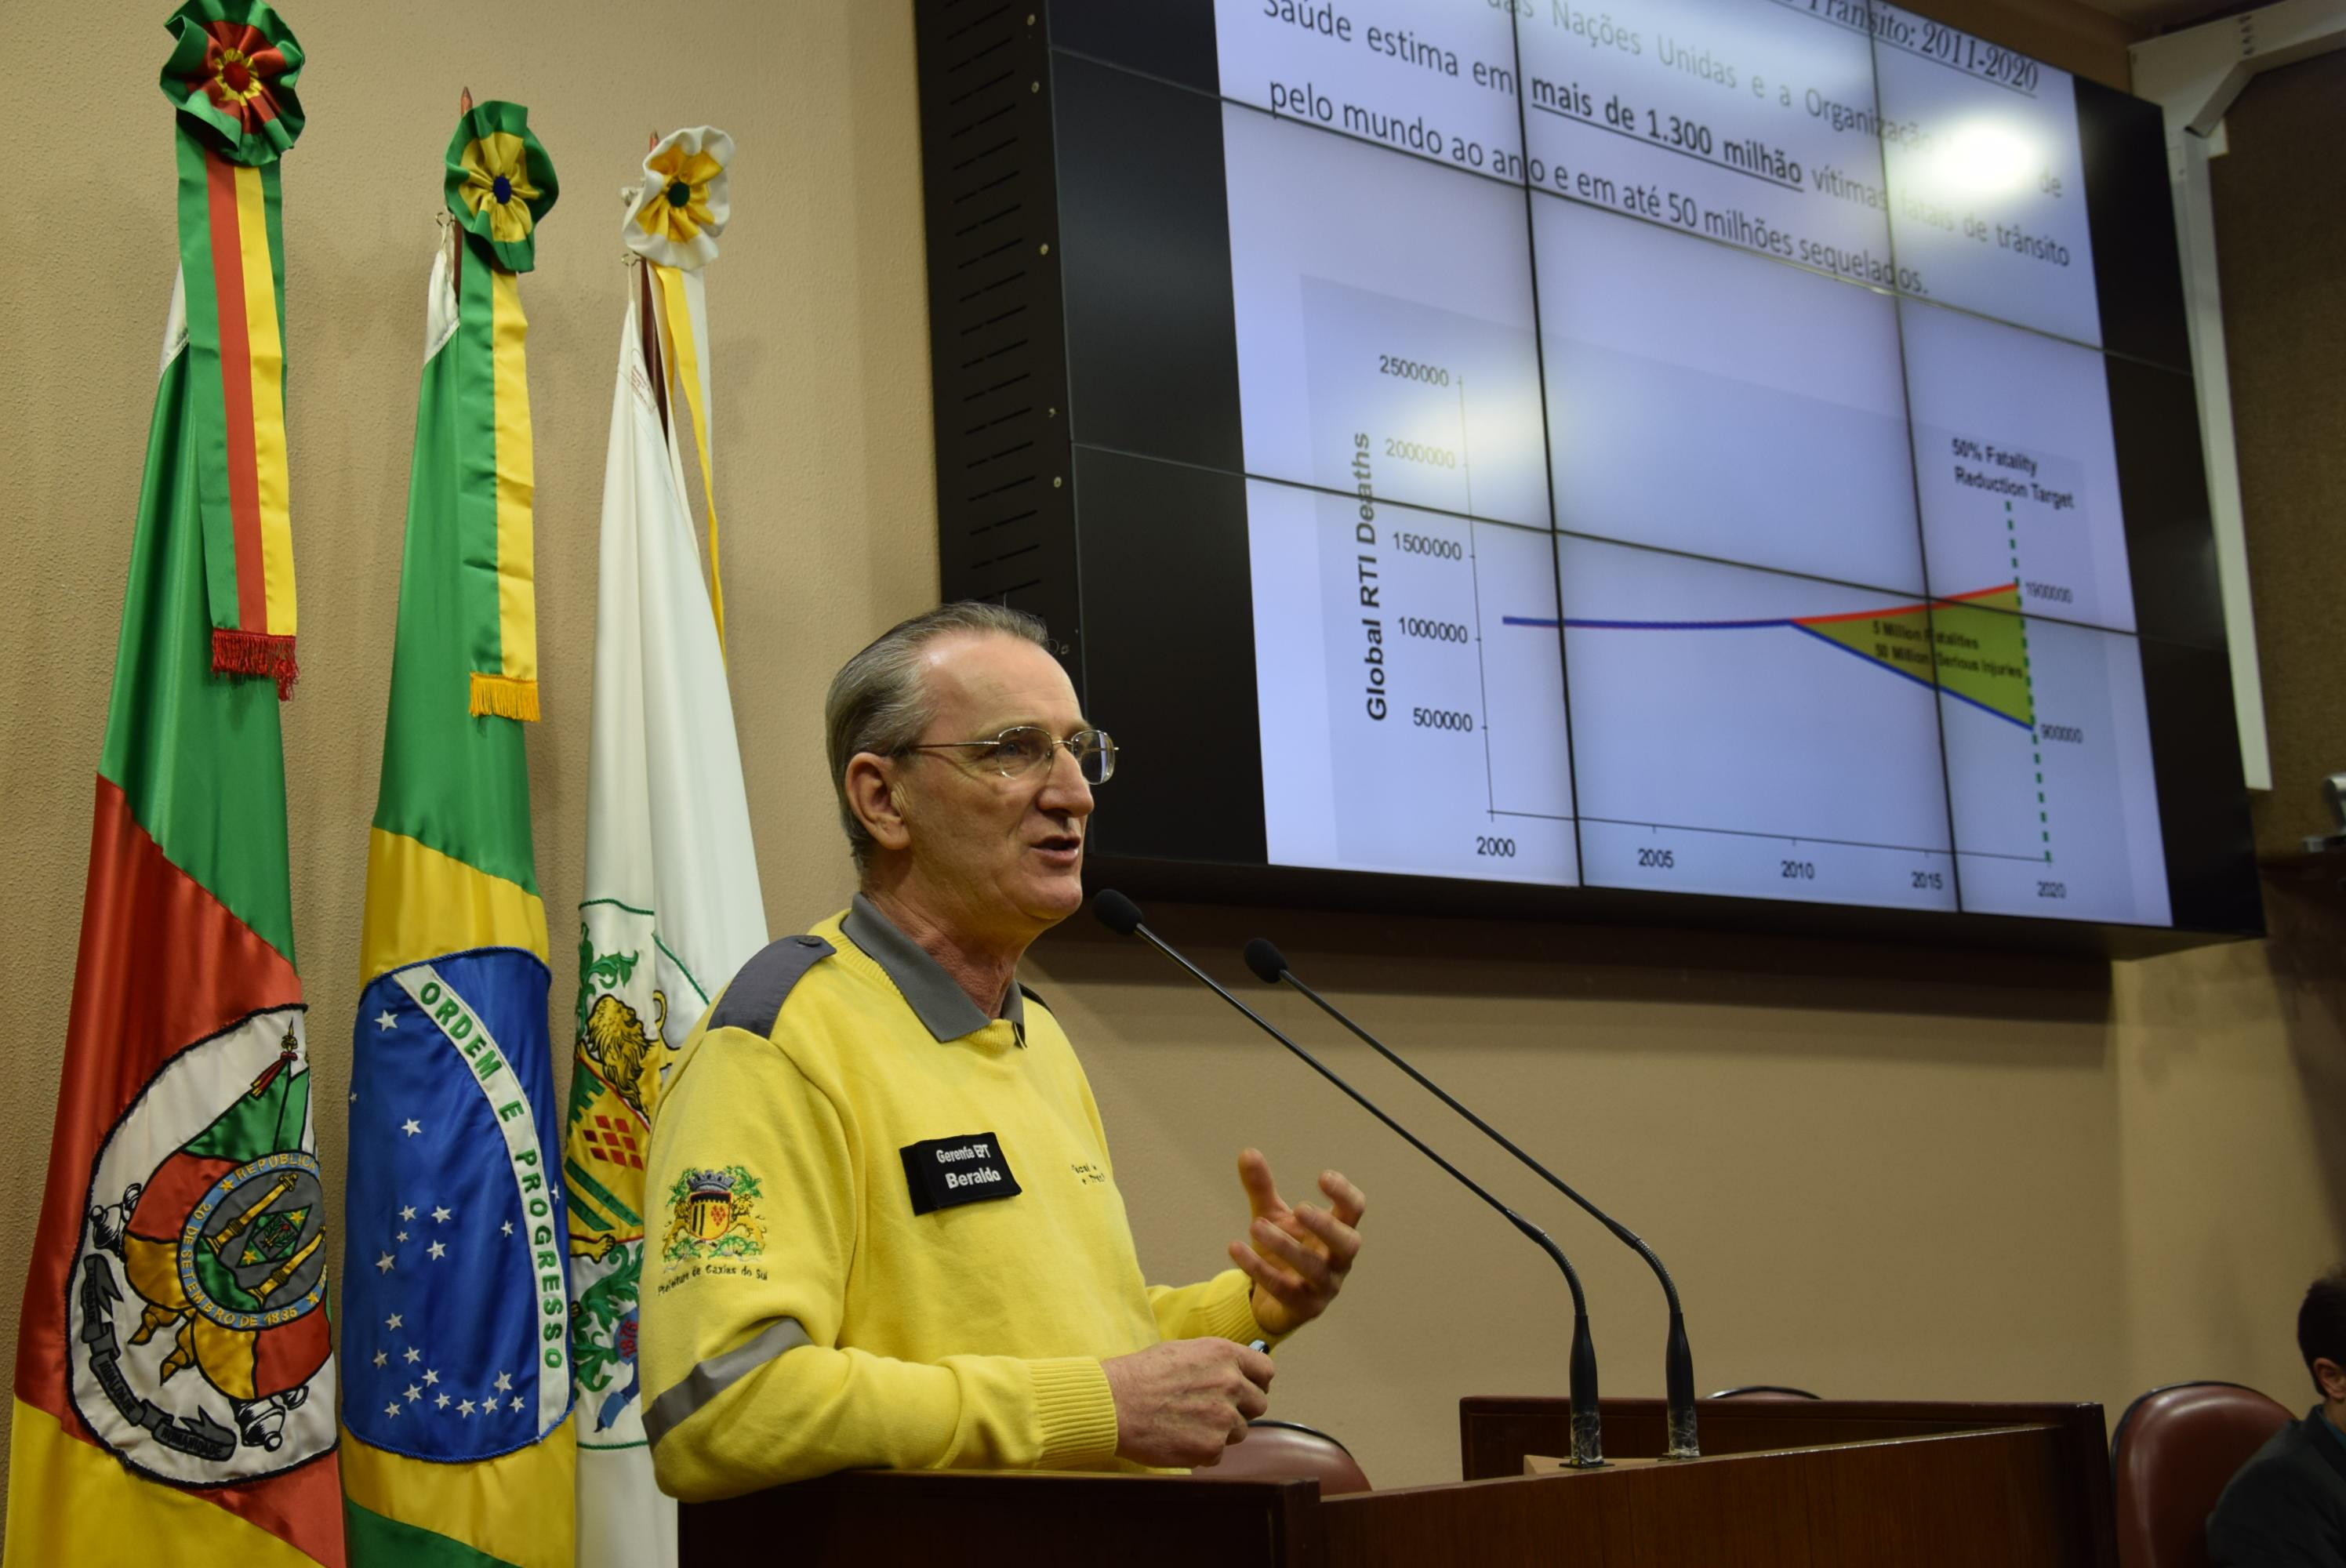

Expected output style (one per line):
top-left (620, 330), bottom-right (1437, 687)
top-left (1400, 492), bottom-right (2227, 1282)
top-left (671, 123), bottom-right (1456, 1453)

top-left (2112, 1381), bottom-right (2293, 1568)
top-left (1193, 1418), bottom-right (1372, 1494)
top-left (1707, 1385), bottom-right (1823, 1400)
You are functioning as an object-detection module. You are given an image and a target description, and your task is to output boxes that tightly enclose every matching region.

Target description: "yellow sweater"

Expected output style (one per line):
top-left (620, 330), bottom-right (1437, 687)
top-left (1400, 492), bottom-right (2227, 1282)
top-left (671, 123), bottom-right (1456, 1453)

top-left (638, 900), bottom-right (1276, 1501)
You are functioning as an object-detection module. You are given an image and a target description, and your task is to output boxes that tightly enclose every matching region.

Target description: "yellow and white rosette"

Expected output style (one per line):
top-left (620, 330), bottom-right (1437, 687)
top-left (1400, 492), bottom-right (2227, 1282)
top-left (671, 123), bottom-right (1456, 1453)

top-left (623, 126), bottom-right (734, 645)
top-left (623, 126), bottom-right (732, 270)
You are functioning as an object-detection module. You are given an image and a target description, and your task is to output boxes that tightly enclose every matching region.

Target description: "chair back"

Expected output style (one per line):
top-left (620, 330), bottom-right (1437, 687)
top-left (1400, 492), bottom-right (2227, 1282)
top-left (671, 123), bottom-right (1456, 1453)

top-left (1196, 1419), bottom-right (1371, 1494)
top-left (2112, 1381), bottom-right (2292, 1568)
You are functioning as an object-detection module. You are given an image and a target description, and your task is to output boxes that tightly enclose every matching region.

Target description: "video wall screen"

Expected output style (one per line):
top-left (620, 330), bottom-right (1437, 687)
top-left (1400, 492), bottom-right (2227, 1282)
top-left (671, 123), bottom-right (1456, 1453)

top-left (915, 0), bottom-right (2261, 942)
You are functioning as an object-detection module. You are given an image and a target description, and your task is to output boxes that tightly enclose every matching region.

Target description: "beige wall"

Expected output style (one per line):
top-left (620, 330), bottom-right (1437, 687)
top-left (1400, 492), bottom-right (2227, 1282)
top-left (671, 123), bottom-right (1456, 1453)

top-left (2, 0), bottom-right (2337, 1511)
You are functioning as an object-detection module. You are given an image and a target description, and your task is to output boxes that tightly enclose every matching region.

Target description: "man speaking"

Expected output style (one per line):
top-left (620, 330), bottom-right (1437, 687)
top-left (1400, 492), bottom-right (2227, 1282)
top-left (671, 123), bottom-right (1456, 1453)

top-left (640, 603), bottom-right (1367, 1498)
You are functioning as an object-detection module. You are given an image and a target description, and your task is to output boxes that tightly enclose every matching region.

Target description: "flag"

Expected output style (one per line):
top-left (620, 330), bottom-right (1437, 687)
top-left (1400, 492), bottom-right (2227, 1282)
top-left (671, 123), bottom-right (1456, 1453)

top-left (620, 125), bottom-right (735, 649)
top-left (570, 126), bottom-right (762, 1568)
top-left (6, 5), bottom-right (341, 1563)
top-left (339, 101), bottom-right (572, 1568)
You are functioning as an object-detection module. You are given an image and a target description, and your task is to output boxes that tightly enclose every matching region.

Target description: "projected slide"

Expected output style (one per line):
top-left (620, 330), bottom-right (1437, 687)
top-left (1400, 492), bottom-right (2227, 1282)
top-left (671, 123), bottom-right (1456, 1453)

top-left (1250, 481), bottom-right (1577, 886)
top-left (1513, 0), bottom-right (1902, 284)
top-left (1941, 613), bottom-right (2170, 924)
top-left (1212, 0), bottom-right (1527, 175)
top-left (1552, 539), bottom-right (1959, 909)
top-left (1900, 300), bottom-right (2134, 632)
top-left (1184, 0), bottom-right (2193, 924)
top-left (1533, 197), bottom-right (1923, 593)
top-left (1224, 104), bottom-right (1549, 528)
top-left (1872, 2), bottom-right (2098, 343)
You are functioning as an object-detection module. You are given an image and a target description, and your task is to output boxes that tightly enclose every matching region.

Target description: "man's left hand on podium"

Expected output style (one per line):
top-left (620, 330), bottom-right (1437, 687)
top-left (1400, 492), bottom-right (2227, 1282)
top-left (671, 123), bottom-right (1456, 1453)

top-left (1228, 1148), bottom-right (1367, 1337)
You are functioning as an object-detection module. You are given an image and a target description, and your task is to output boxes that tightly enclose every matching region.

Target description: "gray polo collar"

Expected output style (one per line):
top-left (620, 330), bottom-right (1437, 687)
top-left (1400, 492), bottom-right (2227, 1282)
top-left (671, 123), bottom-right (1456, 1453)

top-left (842, 894), bottom-right (1025, 1043)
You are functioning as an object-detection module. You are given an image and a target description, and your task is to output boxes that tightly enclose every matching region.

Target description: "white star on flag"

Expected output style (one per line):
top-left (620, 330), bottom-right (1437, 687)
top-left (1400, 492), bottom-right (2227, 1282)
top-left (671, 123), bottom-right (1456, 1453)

top-left (396, 1231), bottom-right (409, 1243)
top-left (509, 1396), bottom-right (525, 1412)
top-left (428, 1241), bottom-right (447, 1260)
top-left (458, 1399), bottom-right (475, 1417)
top-left (375, 1011), bottom-right (398, 1031)
top-left (404, 1347), bottom-right (421, 1363)
top-left (495, 1371), bottom-right (513, 1392)
top-left (432, 1206), bottom-right (452, 1223)
top-left (423, 1369), bottom-right (439, 1385)
top-left (400, 1205), bottom-right (417, 1221)
top-left (372, 1351), bottom-right (387, 1368)
top-left (384, 1403), bottom-right (399, 1418)
top-left (435, 1393), bottom-right (451, 1409)
top-left (401, 1119), bottom-right (422, 1137)
top-left (387, 1313), bottom-right (403, 1330)
top-left (500, 1221), bottom-right (514, 1236)
top-left (405, 1384), bottom-right (423, 1402)
top-left (375, 1253), bottom-right (393, 1273)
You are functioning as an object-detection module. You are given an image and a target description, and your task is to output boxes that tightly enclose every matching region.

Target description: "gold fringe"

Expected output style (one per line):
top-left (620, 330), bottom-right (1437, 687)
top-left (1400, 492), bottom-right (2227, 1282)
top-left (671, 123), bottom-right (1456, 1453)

top-left (469, 671), bottom-right (540, 723)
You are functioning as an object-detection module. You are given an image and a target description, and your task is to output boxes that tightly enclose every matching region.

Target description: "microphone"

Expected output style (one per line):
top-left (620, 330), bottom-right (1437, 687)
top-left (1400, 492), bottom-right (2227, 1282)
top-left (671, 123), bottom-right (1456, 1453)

top-left (1094, 891), bottom-right (1606, 1468)
top-left (1243, 937), bottom-right (1700, 1461)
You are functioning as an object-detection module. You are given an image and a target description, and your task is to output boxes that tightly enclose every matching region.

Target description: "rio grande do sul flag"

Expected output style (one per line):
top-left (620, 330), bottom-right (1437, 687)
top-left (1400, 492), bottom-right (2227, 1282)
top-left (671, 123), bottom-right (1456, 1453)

top-left (5, 3), bottom-right (341, 1565)
top-left (568, 127), bottom-right (763, 1568)
top-left (337, 102), bottom-right (572, 1568)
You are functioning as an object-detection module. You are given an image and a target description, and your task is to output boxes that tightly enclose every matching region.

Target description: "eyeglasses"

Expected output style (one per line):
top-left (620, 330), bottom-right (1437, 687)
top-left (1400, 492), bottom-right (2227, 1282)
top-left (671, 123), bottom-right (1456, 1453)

top-left (897, 726), bottom-right (1118, 785)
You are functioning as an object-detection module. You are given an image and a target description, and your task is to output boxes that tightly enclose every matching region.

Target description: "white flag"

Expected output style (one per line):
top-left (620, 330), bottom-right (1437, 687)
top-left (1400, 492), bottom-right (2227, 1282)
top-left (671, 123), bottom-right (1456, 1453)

top-left (564, 263), bottom-right (765, 1567)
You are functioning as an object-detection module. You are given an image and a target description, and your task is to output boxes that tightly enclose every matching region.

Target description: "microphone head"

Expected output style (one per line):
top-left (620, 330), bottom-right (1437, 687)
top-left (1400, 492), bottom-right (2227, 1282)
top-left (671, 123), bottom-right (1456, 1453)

top-left (1093, 888), bottom-right (1146, 935)
top-left (1242, 938), bottom-right (1289, 985)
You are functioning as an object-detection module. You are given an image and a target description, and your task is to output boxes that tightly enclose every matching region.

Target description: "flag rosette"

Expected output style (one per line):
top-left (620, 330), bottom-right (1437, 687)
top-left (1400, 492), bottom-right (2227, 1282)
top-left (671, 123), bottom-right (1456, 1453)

top-left (446, 101), bottom-right (560, 273)
top-left (158, 0), bottom-right (304, 165)
top-left (622, 127), bottom-right (733, 271)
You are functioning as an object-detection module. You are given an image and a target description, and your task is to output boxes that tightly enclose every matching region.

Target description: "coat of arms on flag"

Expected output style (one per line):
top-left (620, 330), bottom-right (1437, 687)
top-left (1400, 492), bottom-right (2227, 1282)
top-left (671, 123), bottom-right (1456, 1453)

top-left (71, 1011), bottom-right (333, 1477)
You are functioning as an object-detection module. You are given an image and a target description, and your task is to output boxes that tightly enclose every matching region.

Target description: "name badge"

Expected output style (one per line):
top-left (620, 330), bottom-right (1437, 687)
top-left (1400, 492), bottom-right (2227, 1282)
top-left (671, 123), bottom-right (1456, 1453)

top-left (900, 1132), bottom-right (1022, 1216)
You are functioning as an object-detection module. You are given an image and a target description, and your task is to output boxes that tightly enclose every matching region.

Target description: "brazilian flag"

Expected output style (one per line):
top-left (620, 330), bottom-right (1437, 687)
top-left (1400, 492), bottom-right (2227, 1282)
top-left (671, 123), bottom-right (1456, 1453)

top-left (338, 101), bottom-right (573, 1568)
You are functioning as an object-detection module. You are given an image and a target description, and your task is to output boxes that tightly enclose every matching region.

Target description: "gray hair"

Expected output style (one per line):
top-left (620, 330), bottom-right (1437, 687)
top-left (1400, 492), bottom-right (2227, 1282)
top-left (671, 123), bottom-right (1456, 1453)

top-left (825, 601), bottom-right (1052, 873)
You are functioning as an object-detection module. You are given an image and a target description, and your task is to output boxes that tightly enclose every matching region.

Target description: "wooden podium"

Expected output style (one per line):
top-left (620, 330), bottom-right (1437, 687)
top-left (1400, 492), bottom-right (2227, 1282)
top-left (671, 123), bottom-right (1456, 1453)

top-left (678, 1397), bottom-right (2118, 1566)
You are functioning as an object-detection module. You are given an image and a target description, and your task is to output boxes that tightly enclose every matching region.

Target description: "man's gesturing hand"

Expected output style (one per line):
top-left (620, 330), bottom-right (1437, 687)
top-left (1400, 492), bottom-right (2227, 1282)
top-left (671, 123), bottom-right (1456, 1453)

top-left (1229, 1149), bottom-right (1366, 1337)
top-left (1101, 1338), bottom-right (1276, 1467)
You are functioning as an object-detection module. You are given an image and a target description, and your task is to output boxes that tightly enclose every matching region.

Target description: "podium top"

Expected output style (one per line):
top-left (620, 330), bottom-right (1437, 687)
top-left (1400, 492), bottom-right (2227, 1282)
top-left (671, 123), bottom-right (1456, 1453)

top-left (680, 1396), bottom-right (2118, 1568)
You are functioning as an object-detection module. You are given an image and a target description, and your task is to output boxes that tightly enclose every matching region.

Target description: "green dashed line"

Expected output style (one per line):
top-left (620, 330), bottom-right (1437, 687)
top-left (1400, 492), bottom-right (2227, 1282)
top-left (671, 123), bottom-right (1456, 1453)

top-left (2010, 492), bottom-right (2050, 866)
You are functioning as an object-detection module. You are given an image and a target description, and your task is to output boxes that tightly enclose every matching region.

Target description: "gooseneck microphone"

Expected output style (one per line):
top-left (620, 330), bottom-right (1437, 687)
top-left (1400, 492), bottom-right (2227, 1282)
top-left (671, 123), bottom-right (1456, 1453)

top-left (1243, 937), bottom-right (1700, 1461)
top-left (1094, 891), bottom-right (1605, 1468)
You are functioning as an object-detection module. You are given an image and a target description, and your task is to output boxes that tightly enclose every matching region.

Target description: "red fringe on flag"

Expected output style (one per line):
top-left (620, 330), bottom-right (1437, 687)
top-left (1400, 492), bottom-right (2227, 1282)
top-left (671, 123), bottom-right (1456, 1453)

top-left (211, 628), bottom-right (298, 700)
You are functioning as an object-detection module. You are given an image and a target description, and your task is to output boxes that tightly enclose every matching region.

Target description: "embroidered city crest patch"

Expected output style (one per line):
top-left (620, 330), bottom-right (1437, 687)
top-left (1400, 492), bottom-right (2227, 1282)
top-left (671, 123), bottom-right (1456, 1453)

top-left (660, 1166), bottom-right (765, 1263)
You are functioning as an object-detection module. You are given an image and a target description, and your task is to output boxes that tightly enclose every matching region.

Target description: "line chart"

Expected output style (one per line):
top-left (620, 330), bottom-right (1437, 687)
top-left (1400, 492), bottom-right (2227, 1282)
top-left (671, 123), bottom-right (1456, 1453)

top-left (1506, 580), bottom-right (2036, 731)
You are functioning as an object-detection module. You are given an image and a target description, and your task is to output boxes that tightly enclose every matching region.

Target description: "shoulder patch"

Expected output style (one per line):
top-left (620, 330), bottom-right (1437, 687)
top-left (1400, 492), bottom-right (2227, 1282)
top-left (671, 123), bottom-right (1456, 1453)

top-left (708, 935), bottom-right (835, 1036)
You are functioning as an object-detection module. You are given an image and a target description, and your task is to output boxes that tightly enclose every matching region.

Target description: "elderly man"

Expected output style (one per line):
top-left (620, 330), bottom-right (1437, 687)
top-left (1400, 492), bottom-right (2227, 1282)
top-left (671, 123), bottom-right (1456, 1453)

top-left (640, 602), bottom-right (1367, 1498)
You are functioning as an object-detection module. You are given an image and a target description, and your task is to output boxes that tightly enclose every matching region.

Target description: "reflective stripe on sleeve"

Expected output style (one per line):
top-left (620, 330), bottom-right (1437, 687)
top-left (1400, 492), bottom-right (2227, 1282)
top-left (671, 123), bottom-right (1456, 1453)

top-left (644, 1316), bottom-right (814, 1447)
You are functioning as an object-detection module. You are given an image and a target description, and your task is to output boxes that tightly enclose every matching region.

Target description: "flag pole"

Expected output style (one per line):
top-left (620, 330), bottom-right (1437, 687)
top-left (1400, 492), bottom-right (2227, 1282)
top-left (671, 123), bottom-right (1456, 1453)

top-left (639, 130), bottom-right (672, 436)
top-left (451, 89), bottom-right (474, 297)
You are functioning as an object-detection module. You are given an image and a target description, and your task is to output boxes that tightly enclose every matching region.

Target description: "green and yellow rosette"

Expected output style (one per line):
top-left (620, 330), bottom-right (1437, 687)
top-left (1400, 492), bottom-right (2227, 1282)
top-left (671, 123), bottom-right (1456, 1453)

top-left (156, 0), bottom-right (308, 694)
top-left (445, 101), bottom-right (559, 275)
top-left (434, 103), bottom-right (557, 720)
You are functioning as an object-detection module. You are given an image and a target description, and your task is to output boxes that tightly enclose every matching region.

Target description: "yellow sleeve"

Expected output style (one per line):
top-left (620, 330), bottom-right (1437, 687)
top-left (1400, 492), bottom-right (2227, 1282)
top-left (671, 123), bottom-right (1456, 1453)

top-left (1145, 1269), bottom-right (1285, 1349)
top-left (1063, 1032), bottom-right (1285, 1352)
top-left (638, 1025), bottom-right (1120, 1500)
